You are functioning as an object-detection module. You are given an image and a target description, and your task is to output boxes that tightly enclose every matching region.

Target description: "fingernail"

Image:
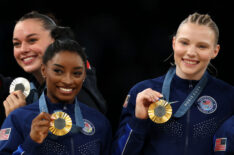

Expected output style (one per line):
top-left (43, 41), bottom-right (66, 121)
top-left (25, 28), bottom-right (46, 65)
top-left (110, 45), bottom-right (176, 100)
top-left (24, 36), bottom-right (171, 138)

top-left (51, 116), bottom-right (56, 120)
top-left (50, 122), bottom-right (54, 126)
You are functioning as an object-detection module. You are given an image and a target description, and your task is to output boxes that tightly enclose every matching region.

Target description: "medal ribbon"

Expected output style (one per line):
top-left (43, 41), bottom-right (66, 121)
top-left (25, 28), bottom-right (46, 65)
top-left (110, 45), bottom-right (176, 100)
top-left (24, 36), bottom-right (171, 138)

top-left (39, 91), bottom-right (85, 132)
top-left (162, 67), bottom-right (208, 118)
top-left (30, 82), bottom-right (39, 103)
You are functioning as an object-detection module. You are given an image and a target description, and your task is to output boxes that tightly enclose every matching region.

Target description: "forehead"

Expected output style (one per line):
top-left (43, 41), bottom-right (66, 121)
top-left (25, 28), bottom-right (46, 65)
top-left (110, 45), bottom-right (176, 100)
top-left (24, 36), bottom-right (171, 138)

top-left (176, 23), bottom-right (216, 44)
top-left (13, 19), bottom-right (47, 37)
top-left (49, 51), bottom-right (84, 66)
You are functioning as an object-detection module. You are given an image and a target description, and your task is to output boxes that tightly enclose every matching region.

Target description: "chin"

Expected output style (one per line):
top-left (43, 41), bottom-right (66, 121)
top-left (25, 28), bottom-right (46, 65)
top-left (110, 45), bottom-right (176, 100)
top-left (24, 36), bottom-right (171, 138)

top-left (23, 66), bottom-right (40, 74)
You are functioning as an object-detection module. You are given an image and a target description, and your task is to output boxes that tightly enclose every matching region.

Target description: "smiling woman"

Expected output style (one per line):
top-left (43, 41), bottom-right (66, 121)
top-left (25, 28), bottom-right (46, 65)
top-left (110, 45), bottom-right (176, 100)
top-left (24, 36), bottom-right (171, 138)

top-left (41, 40), bottom-right (86, 104)
top-left (0, 39), bottom-right (111, 155)
top-left (112, 12), bottom-right (234, 155)
top-left (0, 11), bottom-right (107, 126)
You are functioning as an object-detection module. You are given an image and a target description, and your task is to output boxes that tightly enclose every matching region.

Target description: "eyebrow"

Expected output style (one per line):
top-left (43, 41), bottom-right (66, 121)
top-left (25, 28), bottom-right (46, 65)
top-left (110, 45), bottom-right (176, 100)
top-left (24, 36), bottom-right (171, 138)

top-left (13, 33), bottom-right (39, 41)
top-left (53, 64), bottom-right (83, 69)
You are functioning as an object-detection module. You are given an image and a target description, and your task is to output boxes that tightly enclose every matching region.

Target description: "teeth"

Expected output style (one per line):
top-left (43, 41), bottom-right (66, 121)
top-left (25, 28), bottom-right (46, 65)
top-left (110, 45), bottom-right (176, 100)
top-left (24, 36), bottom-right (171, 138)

top-left (184, 60), bottom-right (197, 65)
top-left (23, 57), bottom-right (34, 62)
top-left (59, 87), bottom-right (72, 92)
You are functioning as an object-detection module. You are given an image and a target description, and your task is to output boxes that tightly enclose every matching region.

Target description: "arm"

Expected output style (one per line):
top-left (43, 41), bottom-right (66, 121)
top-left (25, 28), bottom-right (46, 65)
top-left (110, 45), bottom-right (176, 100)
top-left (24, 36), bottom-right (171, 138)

top-left (3, 90), bottom-right (26, 116)
top-left (112, 88), bottom-right (162, 155)
top-left (0, 112), bottom-right (51, 154)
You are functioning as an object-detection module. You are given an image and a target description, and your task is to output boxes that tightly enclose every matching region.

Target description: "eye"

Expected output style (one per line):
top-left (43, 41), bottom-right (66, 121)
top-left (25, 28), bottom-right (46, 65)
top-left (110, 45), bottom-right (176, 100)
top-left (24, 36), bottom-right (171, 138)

top-left (180, 40), bottom-right (188, 46)
top-left (28, 38), bottom-right (38, 44)
top-left (53, 69), bottom-right (63, 74)
top-left (13, 41), bottom-right (21, 48)
top-left (74, 71), bottom-right (83, 77)
top-left (198, 45), bottom-right (207, 49)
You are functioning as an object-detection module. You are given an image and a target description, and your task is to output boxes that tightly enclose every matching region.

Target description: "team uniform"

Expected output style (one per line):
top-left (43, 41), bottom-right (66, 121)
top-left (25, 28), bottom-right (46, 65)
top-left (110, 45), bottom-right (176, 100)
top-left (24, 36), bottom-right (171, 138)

top-left (112, 71), bottom-right (234, 155)
top-left (0, 94), bottom-right (111, 155)
top-left (213, 115), bottom-right (234, 155)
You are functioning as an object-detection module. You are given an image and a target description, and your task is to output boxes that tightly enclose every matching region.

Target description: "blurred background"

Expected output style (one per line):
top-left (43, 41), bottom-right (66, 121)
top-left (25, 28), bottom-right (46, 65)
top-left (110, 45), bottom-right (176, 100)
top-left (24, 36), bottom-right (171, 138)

top-left (1, 0), bottom-right (234, 132)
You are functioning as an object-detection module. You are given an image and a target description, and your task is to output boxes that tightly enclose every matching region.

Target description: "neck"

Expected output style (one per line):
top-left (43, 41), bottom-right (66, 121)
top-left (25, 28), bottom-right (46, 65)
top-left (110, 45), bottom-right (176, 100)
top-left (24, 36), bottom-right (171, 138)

top-left (176, 67), bottom-right (206, 81)
top-left (32, 71), bottom-right (44, 85)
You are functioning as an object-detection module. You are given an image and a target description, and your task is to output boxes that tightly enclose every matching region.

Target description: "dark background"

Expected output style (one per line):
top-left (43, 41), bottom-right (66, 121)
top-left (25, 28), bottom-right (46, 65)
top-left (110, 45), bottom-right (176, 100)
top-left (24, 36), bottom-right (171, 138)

top-left (1, 0), bottom-right (234, 132)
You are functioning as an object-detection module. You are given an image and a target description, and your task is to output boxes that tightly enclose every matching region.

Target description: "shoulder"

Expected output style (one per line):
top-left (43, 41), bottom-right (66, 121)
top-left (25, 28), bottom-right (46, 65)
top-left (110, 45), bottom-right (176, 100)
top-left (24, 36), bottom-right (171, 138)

top-left (207, 74), bottom-right (234, 92)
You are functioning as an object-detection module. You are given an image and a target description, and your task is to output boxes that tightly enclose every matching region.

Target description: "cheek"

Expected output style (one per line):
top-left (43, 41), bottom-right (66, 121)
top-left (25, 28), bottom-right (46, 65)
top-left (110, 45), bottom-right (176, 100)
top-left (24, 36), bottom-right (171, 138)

top-left (75, 79), bottom-right (84, 90)
top-left (174, 48), bottom-right (184, 61)
top-left (13, 49), bottom-right (20, 59)
top-left (174, 43), bottom-right (185, 56)
top-left (33, 46), bottom-right (45, 56)
top-left (198, 52), bottom-right (212, 62)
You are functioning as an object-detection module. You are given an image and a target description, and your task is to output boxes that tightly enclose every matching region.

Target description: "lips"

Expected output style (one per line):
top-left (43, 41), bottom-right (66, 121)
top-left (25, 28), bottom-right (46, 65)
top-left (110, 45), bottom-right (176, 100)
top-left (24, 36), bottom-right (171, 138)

top-left (58, 87), bottom-right (73, 94)
top-left (182, 58), bottom-right (199, 65)
top-left (21, 56), bottom-right (36, 65)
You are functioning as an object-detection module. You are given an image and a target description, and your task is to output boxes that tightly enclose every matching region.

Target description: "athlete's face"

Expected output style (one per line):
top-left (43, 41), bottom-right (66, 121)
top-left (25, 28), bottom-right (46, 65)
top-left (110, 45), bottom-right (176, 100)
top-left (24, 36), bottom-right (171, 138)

top-left (41, 51), bottom-right (86, 104)
top-left (13, 19), bottom-right (54, 75)
top-left (172, 23), bottom-right (220, 80)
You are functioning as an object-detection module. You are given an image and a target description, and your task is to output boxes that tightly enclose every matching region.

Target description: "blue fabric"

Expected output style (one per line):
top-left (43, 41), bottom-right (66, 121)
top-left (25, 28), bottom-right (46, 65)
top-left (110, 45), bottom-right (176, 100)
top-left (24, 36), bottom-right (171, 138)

top-left (112, 71), bottom-right (234, 155)
top-left (0, 96), bottom-right (112, 155)
top-left (113, 124), bottom-right (132, 155)
top-left (214, 116), bottom-right (234, 155)
top-left (162, 67), bottom-right (209, 118)
top-left (39, 92), bottom-right (84, 129)
top-left (13, 145), bottom-right (24, 155)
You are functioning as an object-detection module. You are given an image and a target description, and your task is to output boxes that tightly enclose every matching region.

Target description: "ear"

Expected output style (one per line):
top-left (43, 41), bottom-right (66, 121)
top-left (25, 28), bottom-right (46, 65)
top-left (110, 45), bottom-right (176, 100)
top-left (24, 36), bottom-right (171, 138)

top-left (172, 36), bottom-right (176, 51)
top-left (41, 64), bottom-right (47, 78)
top-left (211, 44), bottom-right (220, 59)
top-left (83, 69), bottom-right (86, 82)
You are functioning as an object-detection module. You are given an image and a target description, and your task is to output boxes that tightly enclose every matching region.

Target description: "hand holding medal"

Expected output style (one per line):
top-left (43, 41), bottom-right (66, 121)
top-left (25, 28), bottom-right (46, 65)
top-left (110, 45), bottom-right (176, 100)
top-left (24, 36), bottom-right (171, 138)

top-left (9, 77), bottom-right (30, 97)
top-left (4, 77), bottom-right (31, 117)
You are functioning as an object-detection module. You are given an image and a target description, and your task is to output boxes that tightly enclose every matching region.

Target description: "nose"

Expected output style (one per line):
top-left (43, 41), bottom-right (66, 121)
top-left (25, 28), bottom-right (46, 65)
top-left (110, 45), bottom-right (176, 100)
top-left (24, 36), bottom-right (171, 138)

top-left (61, 74), bottom-right (73, 85)
top-left (187, 46), bottom-right (196, 56)
top-left (19, 42), bottom-right (30, 53)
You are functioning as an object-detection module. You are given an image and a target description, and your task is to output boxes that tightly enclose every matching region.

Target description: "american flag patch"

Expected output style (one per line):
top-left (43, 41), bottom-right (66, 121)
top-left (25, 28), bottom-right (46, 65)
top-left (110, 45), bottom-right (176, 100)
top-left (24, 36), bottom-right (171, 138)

top-left (214, 138), bottom-right (227, 151)
top-left (0, 128), bottom-right (11, 141)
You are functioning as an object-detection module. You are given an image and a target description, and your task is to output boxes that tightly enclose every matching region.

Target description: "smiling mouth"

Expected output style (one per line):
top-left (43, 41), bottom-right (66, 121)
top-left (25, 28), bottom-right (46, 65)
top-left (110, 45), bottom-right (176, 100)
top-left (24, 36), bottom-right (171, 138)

top-left (22, 56), bottom-right (36, 64)
top-left (182, 58), bottom-right (199, 65)
top-left (59, 87), bottom-right (73, 94)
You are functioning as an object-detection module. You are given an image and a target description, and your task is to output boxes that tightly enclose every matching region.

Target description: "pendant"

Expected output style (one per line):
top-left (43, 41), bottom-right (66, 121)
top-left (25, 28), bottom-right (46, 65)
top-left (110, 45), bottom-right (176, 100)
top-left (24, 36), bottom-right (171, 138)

top-left (148, 99), bottom-right (172, 124)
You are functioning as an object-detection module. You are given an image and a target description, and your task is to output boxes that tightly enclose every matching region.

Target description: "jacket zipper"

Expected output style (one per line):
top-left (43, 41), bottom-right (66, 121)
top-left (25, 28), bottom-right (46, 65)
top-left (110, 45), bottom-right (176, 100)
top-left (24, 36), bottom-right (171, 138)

top-left (184, 82), bottom-right (193, 155)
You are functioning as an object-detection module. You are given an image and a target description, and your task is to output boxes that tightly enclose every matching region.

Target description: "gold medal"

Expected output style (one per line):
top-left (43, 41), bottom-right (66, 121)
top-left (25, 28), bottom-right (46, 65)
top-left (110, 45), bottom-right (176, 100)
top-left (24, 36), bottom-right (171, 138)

top-left (9, 77), bottom-right (30, 97)
top-left (148, 99), bottom-right (172, 124)
top-left (49, 111), bottom-right (72, 136)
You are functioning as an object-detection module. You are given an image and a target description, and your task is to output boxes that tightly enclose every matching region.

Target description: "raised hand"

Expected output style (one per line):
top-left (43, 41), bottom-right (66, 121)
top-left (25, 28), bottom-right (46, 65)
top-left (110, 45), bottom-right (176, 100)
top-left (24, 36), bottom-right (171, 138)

top-left (30, 112), bottom-right (52, 144)
top-left (135, 88), bottom-right (163, 119)
top-left (3, 90), bottom-right (26, 116)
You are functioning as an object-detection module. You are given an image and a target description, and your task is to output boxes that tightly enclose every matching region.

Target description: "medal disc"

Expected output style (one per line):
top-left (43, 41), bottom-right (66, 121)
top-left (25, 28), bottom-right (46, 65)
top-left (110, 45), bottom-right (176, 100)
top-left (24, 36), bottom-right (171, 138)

top-left (50, 111), bottom-right (72, 136)
top-left (148, 99), bottom-right (172, 124)
top-left (9, 77), bottom-right (30, 97)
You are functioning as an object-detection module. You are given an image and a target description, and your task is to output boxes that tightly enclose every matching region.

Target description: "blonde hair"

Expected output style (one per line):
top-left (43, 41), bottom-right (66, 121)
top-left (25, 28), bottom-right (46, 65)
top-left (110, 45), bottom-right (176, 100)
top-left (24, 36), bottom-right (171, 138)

top-left (177, 12), bottom-right (219, 44)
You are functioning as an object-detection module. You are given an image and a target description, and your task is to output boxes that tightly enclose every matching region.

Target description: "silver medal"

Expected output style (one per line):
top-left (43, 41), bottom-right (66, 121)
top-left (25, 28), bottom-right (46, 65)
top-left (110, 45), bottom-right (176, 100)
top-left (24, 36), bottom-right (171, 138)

top-left (9, 77), bottom-right (30, 97)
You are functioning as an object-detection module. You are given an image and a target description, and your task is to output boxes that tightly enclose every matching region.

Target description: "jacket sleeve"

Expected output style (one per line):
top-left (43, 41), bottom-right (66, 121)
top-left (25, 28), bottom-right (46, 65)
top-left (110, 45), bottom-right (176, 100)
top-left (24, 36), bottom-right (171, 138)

top-left (213, 116), bottom-right (234, 155)
top-left (111, 88), bottom-right (151, 155)
top-left (0, 111), bottom-right (40, 155)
